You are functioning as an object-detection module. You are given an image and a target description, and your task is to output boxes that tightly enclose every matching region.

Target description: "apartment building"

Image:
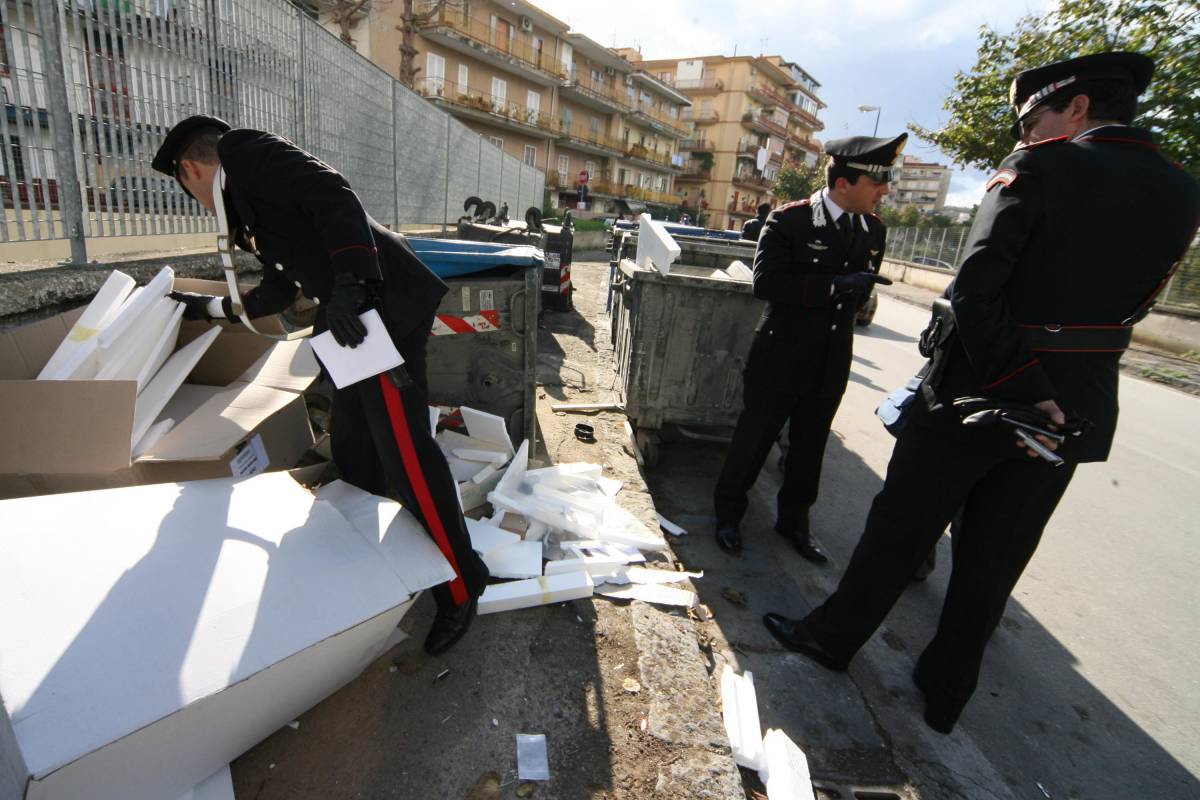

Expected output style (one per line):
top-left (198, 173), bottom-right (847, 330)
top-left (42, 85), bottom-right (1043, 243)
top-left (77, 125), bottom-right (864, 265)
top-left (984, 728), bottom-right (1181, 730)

top-left (308, 1), bottom-right (689, 217)
top-left (882, 155), bottom-right (952, 214)
top-left (636, 53), bottom-right (825, 230)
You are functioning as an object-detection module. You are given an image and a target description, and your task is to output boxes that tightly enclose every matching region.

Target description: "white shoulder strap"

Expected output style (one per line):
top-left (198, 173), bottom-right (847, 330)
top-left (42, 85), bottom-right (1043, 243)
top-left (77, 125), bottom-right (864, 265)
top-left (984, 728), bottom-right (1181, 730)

top-left (213, 168), bottom-right (312, 341)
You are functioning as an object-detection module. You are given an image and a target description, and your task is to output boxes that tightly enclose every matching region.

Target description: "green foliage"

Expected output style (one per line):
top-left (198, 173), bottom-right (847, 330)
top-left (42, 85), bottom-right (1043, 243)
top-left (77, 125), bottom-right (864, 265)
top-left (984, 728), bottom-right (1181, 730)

top-left (911, 0), bottom-right (1200, 179)
top-left (572, 218), bottom-right (609, 231)
top-left (773, 160), bottom-right (823, 202)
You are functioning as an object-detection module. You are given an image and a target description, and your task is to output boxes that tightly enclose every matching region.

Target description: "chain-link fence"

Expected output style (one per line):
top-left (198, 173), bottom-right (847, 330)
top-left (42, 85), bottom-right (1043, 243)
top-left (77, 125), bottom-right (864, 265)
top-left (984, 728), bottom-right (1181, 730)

top-left (0, 0), bottom-right (544, 261)
top-left (886, 225), bottom-right (1200, 315)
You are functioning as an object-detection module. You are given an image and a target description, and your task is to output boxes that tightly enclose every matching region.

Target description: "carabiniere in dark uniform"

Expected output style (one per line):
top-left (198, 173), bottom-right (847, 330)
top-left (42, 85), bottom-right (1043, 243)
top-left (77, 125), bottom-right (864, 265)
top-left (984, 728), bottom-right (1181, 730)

top-left (762, 51), bottom-right (1200, 735)
top-left (713, 134), bottom-right (903, 561)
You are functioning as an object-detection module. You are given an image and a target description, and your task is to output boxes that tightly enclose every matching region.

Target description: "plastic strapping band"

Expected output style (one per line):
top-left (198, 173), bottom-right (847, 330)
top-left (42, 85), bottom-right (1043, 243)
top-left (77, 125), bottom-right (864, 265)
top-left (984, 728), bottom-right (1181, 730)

top-left (212, 168), bottom-right (312, 341)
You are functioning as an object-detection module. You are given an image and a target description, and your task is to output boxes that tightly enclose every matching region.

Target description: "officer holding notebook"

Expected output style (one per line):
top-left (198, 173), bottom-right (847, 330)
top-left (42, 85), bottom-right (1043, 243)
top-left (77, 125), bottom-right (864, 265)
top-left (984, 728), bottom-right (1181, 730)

top-left (152, 116), bottom-right (488, 656)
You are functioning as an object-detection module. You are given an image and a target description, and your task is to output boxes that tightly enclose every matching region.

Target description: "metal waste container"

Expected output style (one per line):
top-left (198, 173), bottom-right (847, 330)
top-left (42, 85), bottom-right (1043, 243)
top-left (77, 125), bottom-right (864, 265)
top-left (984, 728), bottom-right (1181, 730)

top-left (611, 258), bottom-right (764, 464)
top-left (457, 218), bottom-right (574, 311)
top-left (409, 238), bottom-right (542, 451)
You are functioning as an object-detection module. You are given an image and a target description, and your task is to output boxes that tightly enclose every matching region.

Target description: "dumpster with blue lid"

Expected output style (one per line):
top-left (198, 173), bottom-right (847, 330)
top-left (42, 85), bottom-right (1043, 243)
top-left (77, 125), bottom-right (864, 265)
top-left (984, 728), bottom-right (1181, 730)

top-left (407, 238), bottom-right (541, 457)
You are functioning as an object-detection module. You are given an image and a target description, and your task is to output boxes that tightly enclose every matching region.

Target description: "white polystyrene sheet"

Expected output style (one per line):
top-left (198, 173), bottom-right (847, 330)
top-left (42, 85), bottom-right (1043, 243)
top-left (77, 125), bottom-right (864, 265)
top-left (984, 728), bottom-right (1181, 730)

top-left (315, 479), bottom-right (455, 595)
top-left (461, 406), bottom-right (514, 455)
top-left (96, 267), bottom-right (175, 350)
top-left (595, 584), bottom-right (697, 608)
top-left (543, 554), bottom-right (629, 578)
top-left (465, 517), bottom-right (521, 556)
top-left (759, 728), bottom-right (816, 800)
top-left (454, 449), bottom-right (509, 465)
top-left (0, 472), bottom-right (414, 795)
top-left (657, 514), bottom-right (688, 536)
top-left (721, 666), bottom-right (765, 771)
top-left (623, 566), bottom-right (703, 585)
top-left (635, 213), bottom-right (681, 274)
top-left (94, 296), bottom-right (178, 383)
top-left (135, 303), bottom-right (186, 393)
top-left (37, 271), bottom-right (135, 380)
top-left (725, 260), bottom-right (754, 282)
top-left (477, 571), bottom-right (594, 615)
top-left (482, 540), bottom-right (543, 580)
top-left (130, 326), bottom-right (221, 446)
top-left (175, 766), bottom-right (234, 800)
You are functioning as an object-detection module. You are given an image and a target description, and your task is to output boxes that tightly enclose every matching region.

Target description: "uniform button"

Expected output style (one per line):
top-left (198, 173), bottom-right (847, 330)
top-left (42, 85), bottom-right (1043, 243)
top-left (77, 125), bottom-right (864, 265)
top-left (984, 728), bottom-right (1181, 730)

top-left (843, 261), bottom-right (849, 267)
top-left (812, 257), bottom-right (819, 262)
top-left (836, 303), bottom-right (843, 310)
top-left (831, 324), bottom-right (837, 331)
top-left (275, 263), bottom-right (284, 271)
top-left (294, 280), bottom-right (302, 288)
top-left (312, 297), bottom-right (320, 305)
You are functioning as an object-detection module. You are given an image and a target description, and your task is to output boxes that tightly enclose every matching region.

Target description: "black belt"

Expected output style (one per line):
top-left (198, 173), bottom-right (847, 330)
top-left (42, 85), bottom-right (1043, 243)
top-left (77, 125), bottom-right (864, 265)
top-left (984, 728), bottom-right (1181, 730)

top-left (1019, 324), bottom-right (1133, 352)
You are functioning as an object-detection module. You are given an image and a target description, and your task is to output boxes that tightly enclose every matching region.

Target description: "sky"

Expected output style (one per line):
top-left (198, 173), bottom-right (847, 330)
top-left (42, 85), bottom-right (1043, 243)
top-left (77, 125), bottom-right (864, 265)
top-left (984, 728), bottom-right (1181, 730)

top-left (533, 0), bottom-right (1057, 208)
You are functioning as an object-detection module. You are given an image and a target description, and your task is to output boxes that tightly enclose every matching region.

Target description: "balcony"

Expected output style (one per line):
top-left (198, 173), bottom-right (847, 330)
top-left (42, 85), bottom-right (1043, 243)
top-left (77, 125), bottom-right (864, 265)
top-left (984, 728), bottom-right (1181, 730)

top-left (415, 79), bottom-right (557, 138)
top-left (628, 101), bottom-right (690, 137)
top-left (674, 76), bottom-right (723, 94)
top-left (561, 70), bottom-right (632, 113)
top-left (681, 107), bottom-right (720, 124)
top-left (556, 120), bottom-right (625, 157)
top-left (674, 165), bottom-right (711, 182)
top-left (727, 200), bottom-right (762, 217)
top-left (680, 137), bottom-right (714, 152)
top-left (789, 105), bottom-right (825, 132)
top-left (741, 111), bottom-right (788, 138)
top-left (624, 185), bottom-right (683, 206)
top-left (732, 169), bottom-right (770, 190)
top-left (413, 2), bottom-right (566, 86)
top-left (623, 143), bottom-right (678, 171)
top-left (736, 139), bottom-right (761, 157)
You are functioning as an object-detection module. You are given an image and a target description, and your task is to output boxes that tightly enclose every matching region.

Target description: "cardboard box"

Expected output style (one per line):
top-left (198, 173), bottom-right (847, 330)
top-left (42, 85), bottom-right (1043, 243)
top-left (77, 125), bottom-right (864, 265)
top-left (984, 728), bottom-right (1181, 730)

top-left (0, 471), bottom-right (450, 800)
top-left (0, 280), bottom-right (320, 499)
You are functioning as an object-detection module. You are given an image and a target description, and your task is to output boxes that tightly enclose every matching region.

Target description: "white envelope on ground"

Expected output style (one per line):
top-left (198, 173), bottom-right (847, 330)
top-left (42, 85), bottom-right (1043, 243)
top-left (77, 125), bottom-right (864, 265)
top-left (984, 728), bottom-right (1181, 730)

top-left (308, 309), bottom-right (403, 389)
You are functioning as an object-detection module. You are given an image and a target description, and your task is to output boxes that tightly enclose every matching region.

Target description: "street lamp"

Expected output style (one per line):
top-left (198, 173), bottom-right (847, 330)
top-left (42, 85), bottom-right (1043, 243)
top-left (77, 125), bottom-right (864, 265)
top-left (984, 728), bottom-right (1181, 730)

top-left (858, 105), bottom-right (881, 137)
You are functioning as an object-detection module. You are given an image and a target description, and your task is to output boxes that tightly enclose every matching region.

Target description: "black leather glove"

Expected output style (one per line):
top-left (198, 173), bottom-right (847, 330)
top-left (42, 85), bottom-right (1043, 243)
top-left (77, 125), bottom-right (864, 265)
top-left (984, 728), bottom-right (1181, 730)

top-left (169, 291), bottom-right (220, 322)
top-left (831, 272), bottom-right (892, 296)
top-left (326, 280), bottom-right (370, 347)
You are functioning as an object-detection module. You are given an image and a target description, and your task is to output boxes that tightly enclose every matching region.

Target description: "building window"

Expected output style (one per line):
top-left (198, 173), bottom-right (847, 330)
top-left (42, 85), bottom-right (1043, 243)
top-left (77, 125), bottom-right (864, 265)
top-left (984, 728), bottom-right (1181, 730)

top-left (659, 176), bottom-right (669, 192)
top-left (532, 35), bottom-right (544, 68)
top-left (584, 160), bottom-right (597, 180)
top-left (491, 77), bottom-right (507, 107)
top-left (491, 16), bottom-right (513, 52)
top-left (524, 145), bottom-right (537, 167)
top-left (526, 89), bottom-right (540, 117)
top-left (561, 106), bottom-right (573, 129)
top-left (488, 136), bottom-right (504, 150)
top-left (617, 168), bottom-right (627, 185)
top-left (557, 154), bottom-right (570, 184)
top-left (426, 53), bottom-right (445, 94)
top-left (457, 63), bottom-right (469, 90)
top-left (590, 116), bottom-right (600, 135)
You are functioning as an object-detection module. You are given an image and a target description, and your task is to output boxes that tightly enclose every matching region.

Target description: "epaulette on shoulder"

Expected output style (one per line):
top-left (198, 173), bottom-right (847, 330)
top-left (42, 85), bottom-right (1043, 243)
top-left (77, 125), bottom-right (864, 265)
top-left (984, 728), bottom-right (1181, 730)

top-left (1016, 135), bottom-right (1070, 152)
top-left (775, 198), bottom-right (811, 212)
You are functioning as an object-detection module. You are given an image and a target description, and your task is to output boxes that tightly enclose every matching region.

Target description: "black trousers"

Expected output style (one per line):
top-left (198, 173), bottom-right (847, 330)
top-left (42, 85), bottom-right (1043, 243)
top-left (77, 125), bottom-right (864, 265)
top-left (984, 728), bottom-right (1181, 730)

top-left (803, 407), bottom-right (1076, 718)
top-left (714, 378), bottom-right (842, 531)
top-left (330, 321), bottom-right (489, 612)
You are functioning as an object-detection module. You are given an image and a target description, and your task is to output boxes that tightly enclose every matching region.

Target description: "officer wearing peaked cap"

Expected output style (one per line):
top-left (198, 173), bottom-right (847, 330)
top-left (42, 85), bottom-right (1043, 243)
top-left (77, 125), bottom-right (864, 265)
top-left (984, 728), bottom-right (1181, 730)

top-left (761, 52), bottom-right (1200, 734)
top-left (713, 133), bottom-right (903, 561)
top-left (152, 116), bottom-right (490, 656)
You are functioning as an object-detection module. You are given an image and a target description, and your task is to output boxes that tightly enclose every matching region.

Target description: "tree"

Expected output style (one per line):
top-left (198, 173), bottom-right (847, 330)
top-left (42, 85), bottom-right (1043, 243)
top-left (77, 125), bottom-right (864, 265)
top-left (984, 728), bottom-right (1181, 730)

top-left (773, 160), bottom-right (822, 202)
top-left (911, 0), bottom-right (1200, 179)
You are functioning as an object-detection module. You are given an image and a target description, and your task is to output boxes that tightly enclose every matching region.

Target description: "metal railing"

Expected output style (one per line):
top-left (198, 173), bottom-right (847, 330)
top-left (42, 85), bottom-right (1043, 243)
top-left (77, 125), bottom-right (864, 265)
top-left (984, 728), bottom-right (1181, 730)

top-left (886, 226), bottom-right (1200, 315)
top-left (413, 1), bottom-right (566, 82)
top-left (0, 0), bottom-right (545, 261)
top-left (557, 119), bottom-right (624, 153)
top-left (629, 100), bottom-right (689, 136)
top-left (562, 70), bottom-right (630, 110)
top-left (415, 77), bottom-right (554, 133)
top-left (674, 77), bottom-right (722, 92)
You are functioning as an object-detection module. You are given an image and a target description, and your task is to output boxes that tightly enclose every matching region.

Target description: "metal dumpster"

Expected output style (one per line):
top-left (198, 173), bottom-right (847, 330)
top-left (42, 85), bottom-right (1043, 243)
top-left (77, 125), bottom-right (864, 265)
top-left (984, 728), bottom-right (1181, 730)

top-left (457, 218), bottom-right (574, 310)
top-left (408, 238), bottom-right (542, 452)
top-left (611, 258), bottom-right (764, 464)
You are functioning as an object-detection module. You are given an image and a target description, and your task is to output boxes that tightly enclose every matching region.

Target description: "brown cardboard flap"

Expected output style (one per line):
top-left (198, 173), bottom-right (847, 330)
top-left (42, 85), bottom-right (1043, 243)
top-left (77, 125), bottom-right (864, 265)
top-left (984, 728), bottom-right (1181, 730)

top-left (0, 314), bottom-right (73, 379)
top-left (0, 380), bottom-right (136, 473)
top-left (139, 383), bottom-right (300, 462)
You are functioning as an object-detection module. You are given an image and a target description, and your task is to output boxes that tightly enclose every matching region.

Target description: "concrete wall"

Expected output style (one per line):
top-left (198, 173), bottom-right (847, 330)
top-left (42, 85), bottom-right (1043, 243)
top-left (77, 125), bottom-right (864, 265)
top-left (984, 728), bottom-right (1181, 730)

top-left (883, 258), bottom-right (1200, 356)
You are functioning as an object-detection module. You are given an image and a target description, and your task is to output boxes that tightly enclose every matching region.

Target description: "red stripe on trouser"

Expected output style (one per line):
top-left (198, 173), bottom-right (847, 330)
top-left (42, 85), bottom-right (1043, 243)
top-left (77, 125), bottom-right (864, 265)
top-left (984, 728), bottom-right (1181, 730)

top-left (378, 375), bottom-right (469, 605)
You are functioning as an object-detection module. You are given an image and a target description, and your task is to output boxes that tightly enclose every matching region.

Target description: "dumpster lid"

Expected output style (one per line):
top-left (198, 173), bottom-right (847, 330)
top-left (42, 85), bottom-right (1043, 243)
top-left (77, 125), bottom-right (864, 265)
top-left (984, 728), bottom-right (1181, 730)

top-left (408, 239), bottom-right (544, 279)
top-left (616, 199), bottom-right (647, 215)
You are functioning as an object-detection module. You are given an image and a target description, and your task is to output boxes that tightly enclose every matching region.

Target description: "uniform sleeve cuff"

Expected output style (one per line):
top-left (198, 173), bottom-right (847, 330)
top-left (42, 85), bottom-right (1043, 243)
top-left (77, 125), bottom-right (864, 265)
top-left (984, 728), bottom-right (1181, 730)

top-left (330, 243), bottom-right (382, 283)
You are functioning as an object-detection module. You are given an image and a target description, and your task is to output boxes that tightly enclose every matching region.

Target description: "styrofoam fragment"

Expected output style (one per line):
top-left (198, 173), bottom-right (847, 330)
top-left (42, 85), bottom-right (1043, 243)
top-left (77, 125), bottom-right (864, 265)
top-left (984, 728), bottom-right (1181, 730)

top-left (525, 521), bottom-right (549, 542)
top-left (759, 728), bottom-right (816, 800)
top-left (95, 296), bottom-right (178, 382)
top-left (635, 213), bottom-right (681, 274)
top-left (657, 514), bottom-right (688, 536)
top-left (466, 518), bottom-right (521, 556)
top-left (596, 476), bottom-right (622, 498)
top-left (543, 554), bottom-right (630, 578)
top-left (38, 270), bottom-right (135, 380)
top-left (470, 464), bottom-right (499, 484)
top-left (482, 539), bottom-right (543, 579)
top-left (725, 260), bottom-right (754, 282)
top-left (131, 326), bottom-right (221, 447)
top-left (477, 571), bottom-right (594, 615)
top-left (134, 302), bottom-right (186, 393)
top-left (595, 583), bottom-right (697, 608)
top-left (624, 566), bottom-right (702, 585)
top-left (721, 666), bottom-right (765, 771)
top-left (454, 448), bottom-right (510, 464)
top-left (97, 267), bottom-right (176, 349)
top-left (461, 406), bottom-right (514, 455)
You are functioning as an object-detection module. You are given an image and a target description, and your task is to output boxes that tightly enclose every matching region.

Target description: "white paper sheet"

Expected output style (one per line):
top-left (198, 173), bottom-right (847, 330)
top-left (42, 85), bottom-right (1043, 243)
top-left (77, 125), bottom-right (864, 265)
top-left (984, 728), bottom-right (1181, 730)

top-left (308, 309), bottom-right (404, 389)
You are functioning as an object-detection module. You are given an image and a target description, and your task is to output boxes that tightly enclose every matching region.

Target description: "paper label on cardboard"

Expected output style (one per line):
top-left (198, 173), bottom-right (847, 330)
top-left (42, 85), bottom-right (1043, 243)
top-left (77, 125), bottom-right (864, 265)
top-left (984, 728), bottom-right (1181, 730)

top-left (230, 434), bottom-right (269, 477)
top-left (479, 290), bottom-right (494, 311)
top-left (546, 252), bottom-right (560, 269)
top-left (461, 287), bottom-right (471, 312)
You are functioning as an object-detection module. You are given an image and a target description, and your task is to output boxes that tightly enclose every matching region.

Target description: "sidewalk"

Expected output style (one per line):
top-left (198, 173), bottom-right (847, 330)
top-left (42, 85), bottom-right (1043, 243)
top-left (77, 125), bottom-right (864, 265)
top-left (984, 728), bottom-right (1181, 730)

top-left (877, 281), bottom-right (1200, 397)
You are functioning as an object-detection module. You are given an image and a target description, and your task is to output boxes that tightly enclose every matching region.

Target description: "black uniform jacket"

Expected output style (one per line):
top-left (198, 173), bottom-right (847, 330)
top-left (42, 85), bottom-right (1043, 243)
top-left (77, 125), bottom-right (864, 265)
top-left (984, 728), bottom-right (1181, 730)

top-left (216, 129), bottom-right (448, 344)
top-left (747, 196), bottom-right (886, 398)
top-left (741, 216), bottom-right (766, 242)
top-left (935, 125), bottom-right (1200, 462)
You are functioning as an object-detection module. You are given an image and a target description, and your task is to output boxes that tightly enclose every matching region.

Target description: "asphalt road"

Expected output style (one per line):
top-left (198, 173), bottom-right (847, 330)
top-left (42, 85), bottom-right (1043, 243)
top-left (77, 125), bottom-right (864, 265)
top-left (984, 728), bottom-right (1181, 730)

top-left (654, 292), bottom-right (1199, 799)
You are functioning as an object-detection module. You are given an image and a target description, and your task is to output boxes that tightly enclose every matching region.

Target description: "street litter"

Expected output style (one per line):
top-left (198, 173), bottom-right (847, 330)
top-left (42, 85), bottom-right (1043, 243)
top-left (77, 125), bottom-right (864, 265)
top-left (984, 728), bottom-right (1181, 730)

top-left (657, 514), bottom-right (688, 536)
top-left (477, 572), bottom-right (595, 615)
top-left (622, 566), bottom-right (703, 585)
top-left (481, 540), bottom-right (543, 580)
top-left (549, 402), bottom-right (622, 412)
top-left (622, 677), bottom-right (641, 694)
top-left (759, 728), bottom-right (816, 800)
top-left (721, 665), bottom-right (765, 771)
top-left (595, 584), bottom-right (698, 608)
top-left (721, 587), bottom-right (749, 607)
top-left (0, 471), bottom-right (447, 800)
top-left (466, 518), bottom-right (521, 555)
top-left (434, 669), bottom-right (451, 684)
top-left (515, 733), bottom-right (550, 781)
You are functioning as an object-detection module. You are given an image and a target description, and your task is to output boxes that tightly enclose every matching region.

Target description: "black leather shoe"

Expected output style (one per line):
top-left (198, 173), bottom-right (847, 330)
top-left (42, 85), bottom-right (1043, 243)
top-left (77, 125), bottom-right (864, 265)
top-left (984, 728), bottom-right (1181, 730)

top-left (775, 526), bottom-right (828, 564)
top-left (424, 597), bottom-right (478, 656)
top-left (761, 613), bottom-right (847, 671)
top-left (912, 663), bottom-right (959, 734)
top-left (715, 523), bottom-right (743, 556)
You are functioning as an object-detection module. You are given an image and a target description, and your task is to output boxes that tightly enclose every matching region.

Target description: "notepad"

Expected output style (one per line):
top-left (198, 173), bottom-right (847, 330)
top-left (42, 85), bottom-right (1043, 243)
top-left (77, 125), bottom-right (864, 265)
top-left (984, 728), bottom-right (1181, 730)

top-left (308, 309), bottom-right (404, 389)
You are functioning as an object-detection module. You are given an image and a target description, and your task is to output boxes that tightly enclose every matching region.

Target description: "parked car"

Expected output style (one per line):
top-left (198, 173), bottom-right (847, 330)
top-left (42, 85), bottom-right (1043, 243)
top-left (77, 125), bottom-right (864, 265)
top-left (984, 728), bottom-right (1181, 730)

top-left (910, 255), bottom-right (954, 269)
